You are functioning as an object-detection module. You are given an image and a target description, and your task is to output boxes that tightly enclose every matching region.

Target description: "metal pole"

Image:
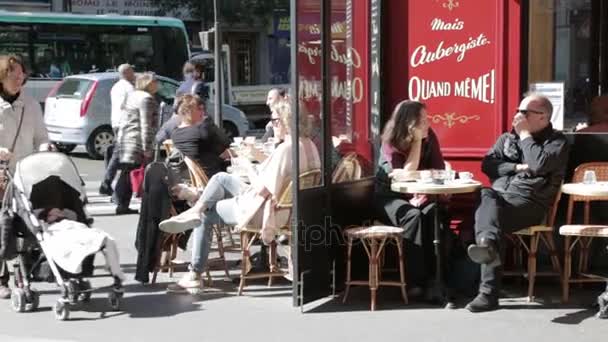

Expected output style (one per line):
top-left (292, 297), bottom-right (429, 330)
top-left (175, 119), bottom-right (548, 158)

top-left (213, 0), bottom-right (222, 128)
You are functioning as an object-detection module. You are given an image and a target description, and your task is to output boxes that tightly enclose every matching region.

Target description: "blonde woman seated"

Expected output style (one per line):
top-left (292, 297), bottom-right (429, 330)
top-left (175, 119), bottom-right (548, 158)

top-left (158, 100), bottom-right (320, 292)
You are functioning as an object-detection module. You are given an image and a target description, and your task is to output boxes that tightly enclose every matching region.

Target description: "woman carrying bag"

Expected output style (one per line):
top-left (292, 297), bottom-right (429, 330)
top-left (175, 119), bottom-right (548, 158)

top-left (114, 72), bottom-right (159, 215)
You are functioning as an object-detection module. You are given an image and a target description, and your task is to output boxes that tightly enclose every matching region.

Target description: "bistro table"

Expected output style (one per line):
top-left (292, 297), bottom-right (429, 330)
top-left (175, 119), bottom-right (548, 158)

top-left (560, 182), bottom-right (608, 318)
top-left (391, 179), bottom-right (482, 306)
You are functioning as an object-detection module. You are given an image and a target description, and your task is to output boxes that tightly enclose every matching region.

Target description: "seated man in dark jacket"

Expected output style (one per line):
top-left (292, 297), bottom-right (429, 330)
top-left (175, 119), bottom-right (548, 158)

top-left (466, 94), bottom-right (569, 312)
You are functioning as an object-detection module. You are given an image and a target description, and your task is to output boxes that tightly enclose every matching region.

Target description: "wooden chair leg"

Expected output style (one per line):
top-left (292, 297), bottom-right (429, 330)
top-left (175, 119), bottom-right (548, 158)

top-left (168, 236), bottom-right (178, 278)
top-left (545, 232), bottom-right (562, 274)
top-left (151, 264), bottom-right (159, 285)
top-left (395, 237), bottom-right (408, 305)
top-left (214, 225), bottom-right (231, 279)
top-left (562, 236), bottom-right (572, 303)
top-left (527, 233), bottom-right (540, 302)
top-left (369, 239), bottom-right (378, 311)
top-left (268, 241), bottom-right (277, 287)
top-left (582, 237), bottom-right (593, 274)
top-left (226, 225), bottom-right (237, 248)
top-left (343, 237), bottom-right (353, 304)
top-left (238, 231), bottom-right (251, 296)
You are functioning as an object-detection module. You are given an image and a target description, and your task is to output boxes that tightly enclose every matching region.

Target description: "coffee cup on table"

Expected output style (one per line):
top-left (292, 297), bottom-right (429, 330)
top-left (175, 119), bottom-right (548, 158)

top-left (420, 170), bottom-right (432, 183)
top-left (458, 172), bottom-right (473, 182)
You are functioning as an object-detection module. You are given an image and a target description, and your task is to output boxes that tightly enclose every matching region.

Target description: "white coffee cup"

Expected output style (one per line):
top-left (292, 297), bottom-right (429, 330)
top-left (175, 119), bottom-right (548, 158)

top-left (458, 171), bottom-right (473, 181)
top-left (420, 170), bottom-right (432, 183)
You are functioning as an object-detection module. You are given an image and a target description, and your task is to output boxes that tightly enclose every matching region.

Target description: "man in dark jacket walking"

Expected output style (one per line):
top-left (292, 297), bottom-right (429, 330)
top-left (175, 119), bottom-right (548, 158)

top-left (465, 94), bottom-right (569, 312)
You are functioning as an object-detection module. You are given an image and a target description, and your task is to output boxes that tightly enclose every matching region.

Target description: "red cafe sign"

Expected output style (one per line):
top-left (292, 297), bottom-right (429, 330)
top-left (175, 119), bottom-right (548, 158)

top-left (408, 0), bottom-right (503, 156)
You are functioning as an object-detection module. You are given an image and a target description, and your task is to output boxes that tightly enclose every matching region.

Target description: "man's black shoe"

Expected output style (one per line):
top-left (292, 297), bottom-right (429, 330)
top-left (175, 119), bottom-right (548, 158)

top-left (467, 238), bottom-right (498, 265)
top-left (116, 207), bottom-right (138, 215)
top-left (465, 292), bottom-right (499, 312)
top-left (99, 182), bottom-right (113, 196)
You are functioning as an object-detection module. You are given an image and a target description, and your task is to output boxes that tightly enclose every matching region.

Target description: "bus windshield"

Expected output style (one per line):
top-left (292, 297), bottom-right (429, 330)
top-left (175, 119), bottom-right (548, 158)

top-left (0, 19), bottom-right (189, 80)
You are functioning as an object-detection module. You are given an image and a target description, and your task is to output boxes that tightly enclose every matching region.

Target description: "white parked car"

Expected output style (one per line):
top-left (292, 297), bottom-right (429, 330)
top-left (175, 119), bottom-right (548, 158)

top-left (44, 72), bottom-right (251, 159)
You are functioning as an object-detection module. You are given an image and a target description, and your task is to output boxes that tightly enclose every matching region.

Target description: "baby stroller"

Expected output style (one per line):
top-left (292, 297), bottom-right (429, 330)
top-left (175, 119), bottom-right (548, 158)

top-left (1, 152), bottom-right (124, 320)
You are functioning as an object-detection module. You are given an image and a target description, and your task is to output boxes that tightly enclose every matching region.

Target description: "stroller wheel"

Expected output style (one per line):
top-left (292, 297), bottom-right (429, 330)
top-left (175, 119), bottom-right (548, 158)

top-left (67, 279), bottom-right (79, 305)
top-left (79, 280), bottom-right (92, 302)
top-left (54, 300), bottom-right (69, 321)
top-left (25, 290), bottom-right (40, 312)
top-left (10, 288), bottom-right (26, 313)
top-left (108, 291), bottom-right (120, 311)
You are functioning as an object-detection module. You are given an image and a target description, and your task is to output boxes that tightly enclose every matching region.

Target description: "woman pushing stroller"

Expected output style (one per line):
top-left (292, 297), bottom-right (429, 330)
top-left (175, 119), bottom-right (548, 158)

top-left (0, 54), bottom-right (53, 299)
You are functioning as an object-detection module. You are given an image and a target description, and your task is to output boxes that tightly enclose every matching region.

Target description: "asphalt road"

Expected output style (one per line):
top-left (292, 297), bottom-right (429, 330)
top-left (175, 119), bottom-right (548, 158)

top-left (0, 149), bottom-right (607, 342)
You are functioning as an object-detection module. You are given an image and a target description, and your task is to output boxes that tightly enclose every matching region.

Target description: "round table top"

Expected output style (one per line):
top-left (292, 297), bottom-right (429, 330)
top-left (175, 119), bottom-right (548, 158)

top-left (391, 180), bottom-right (482, 195)
top-left (561, 182), bottom-right (608, 197)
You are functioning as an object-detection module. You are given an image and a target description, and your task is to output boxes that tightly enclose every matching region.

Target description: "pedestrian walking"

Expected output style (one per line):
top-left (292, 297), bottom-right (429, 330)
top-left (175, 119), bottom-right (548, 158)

top-left (113, 72), bottom-right (159, 215)
top-left (99, 63), bottom-right (135, 196)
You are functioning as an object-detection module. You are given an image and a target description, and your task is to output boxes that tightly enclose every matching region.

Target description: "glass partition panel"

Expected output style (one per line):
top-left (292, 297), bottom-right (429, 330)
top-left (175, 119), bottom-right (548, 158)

top-left (297, 0), bottom-right (324, 188)
top-left (329, 0), bottom-right (373, 183)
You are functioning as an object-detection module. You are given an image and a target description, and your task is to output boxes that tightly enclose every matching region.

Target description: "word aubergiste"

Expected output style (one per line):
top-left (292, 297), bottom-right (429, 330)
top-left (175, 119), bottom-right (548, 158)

top-left (410, 33), bottom-right (490, 67)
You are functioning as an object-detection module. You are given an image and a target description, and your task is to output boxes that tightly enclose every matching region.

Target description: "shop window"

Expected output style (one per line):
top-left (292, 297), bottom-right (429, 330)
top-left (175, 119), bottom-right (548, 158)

top-left (527, 0), bottom-right (601, 131)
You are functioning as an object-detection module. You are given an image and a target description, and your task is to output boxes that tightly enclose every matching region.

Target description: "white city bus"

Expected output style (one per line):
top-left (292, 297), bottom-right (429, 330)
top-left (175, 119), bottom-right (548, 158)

top-left (0, 10), bottom-right (190, 105)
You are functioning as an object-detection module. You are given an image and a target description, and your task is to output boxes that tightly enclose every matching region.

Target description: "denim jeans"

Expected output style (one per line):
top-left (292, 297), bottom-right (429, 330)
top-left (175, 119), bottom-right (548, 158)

top-left (191, 172), bottom-right (246, 273)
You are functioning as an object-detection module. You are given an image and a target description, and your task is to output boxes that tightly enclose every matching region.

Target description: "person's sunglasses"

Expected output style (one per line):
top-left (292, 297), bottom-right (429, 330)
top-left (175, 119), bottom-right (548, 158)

top-left (515, 109), bottom-right (544, 115)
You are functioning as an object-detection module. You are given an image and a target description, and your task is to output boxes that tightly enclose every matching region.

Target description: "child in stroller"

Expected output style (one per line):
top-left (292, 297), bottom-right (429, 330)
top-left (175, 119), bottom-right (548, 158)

top-left (4, 152), bottom-right (125, 320)
top-left (36, 207), bottom-right (124, 283)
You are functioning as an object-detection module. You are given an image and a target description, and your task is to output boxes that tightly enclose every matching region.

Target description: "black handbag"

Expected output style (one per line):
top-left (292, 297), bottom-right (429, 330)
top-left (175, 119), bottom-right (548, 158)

top-left (165, 149), bottom-right (190, 187)
top-left (0, 205), bottom-right (17, 260)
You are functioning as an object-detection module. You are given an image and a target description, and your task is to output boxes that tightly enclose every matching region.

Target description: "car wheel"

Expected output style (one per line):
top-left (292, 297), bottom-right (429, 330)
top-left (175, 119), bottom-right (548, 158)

top-left (86, 127), bottom-right (114, 160)
top-left (55, 143), bottom-right (76, 154)
top-left (223, 121), bottom-right (239, 139)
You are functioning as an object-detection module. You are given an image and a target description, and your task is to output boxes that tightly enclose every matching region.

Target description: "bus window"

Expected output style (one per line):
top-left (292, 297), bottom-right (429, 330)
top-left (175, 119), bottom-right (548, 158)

top-left (158, 27), bottom-right (189, 80)
top-left (0, 25), bottom-right (31, 71)
top-left (26, 24), bottom-right (187, 80)
top-left (99, 32), bottom-right (154, 72)
top-left (31, 24), bottom-right (96, 78)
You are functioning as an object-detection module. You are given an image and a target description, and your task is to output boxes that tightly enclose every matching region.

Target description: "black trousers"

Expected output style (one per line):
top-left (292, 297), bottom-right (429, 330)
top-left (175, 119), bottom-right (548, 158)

top-left (376, 195), bottom-right (450, 288)
top-left (114, 163), bottom-right (138, 210)
top-left (0, 261), bottom-right (9, 286)
top-left (474, 188), bottom-right (545, 295)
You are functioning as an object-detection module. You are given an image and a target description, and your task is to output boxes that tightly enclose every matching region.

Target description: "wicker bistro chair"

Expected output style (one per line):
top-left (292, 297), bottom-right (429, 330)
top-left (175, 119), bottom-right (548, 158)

top-left (237, 169), bottom-right (322, 295)
top-left (343, 225), bottom-right (408, 311)
top-left (504, 189), bottom-right (563, 302)
top-left (560, 162), bottom-right (608, 303)
top-left (151, 157), bottom-right (231, 285)
top-left (332, 152), bottom-right (362, 183)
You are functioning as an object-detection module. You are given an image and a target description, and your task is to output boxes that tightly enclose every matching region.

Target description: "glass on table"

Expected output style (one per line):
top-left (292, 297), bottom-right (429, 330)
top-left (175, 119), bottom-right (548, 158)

top-left (445, 169), bottom-right (456, 183)
top-left (583, 170), bottom-right (597, 184)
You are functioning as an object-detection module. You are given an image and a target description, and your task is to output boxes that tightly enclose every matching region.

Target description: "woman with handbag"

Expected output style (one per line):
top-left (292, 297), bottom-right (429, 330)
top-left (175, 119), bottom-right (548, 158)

top-left (0, 55), bottom-right (52, 299)
top-left (114, 72), bottom-right (159, 215)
